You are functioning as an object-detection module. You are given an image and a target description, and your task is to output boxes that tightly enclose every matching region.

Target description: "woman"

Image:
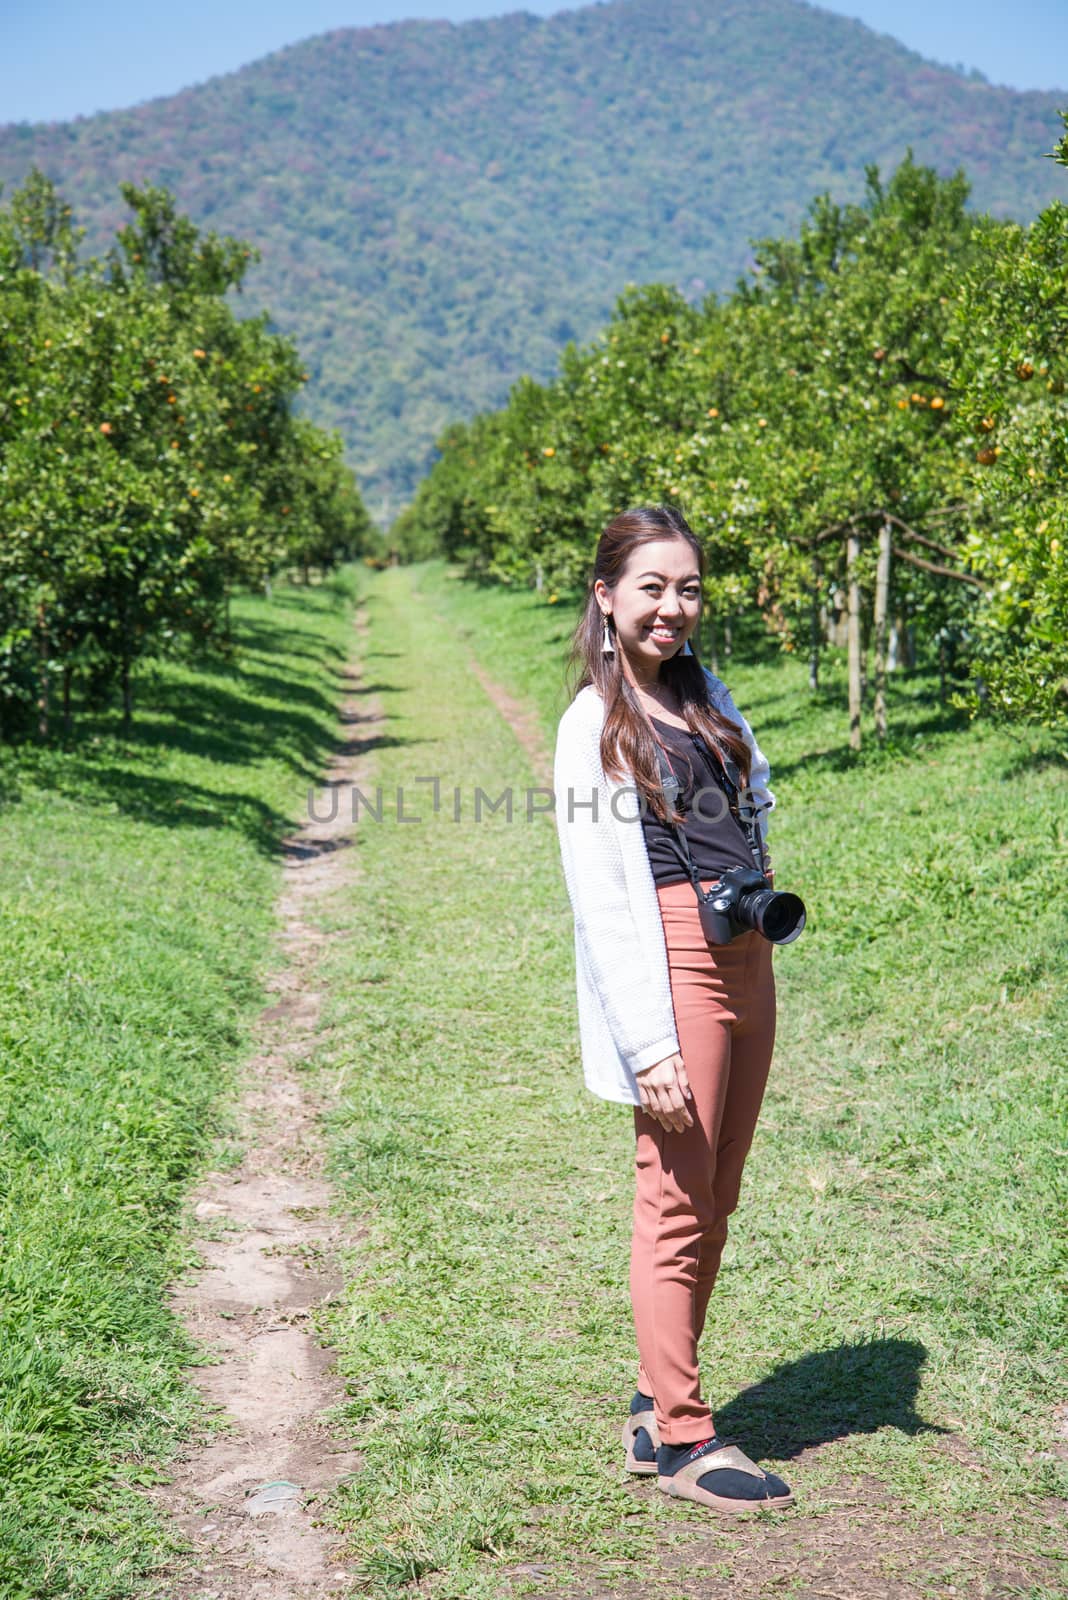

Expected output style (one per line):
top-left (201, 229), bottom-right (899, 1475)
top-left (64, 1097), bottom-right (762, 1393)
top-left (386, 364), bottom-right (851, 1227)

top-left (552, 504), bottom-right (794, 1515)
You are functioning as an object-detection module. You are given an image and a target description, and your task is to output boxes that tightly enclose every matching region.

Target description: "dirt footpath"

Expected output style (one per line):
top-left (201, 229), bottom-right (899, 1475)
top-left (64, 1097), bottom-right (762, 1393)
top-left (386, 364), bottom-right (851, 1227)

top-left (148, 600), bottom-right (380, 1599)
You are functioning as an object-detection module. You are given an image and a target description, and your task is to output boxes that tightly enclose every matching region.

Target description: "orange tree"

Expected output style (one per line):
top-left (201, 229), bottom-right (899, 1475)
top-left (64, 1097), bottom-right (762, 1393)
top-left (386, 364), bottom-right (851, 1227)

top-left (397, 159), bottom-right (994, 744)
top-left (267, 417), bottom-right (374, 580)
top-left (395, 148), bottom-right (1067, 737)
top-left (677, 156), bottom-right (993, 736)
top-left (0, 173), bottom-right (372, 738)
top-left (942, 114), bottom-right (1068, 726)
top-left (0, 174), bottom-right (86, 735)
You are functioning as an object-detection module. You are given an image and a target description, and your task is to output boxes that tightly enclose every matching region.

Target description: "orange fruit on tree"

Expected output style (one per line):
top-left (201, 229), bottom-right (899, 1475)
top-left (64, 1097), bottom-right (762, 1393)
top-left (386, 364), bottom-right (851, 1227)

top-left (976, 447), bottom-right (997, 466)
top-left (1016, 361), bottom-right (1034, 381)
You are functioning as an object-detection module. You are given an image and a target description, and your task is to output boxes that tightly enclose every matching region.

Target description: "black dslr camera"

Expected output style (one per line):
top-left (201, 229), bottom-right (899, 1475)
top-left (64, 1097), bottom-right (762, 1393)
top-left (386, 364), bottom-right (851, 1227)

top-left (697, 865), bottom-right (806, 947)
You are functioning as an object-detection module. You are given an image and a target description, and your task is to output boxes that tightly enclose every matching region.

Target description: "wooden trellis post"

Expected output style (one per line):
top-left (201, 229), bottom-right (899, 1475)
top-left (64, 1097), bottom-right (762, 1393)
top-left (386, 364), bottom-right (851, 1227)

top-left (873, 519), bottom-right (893, 741)
top-left (847, 530), bottom-right (862, 751)
top-left (804, 505), bottom-right (980, 754)
top-left (809, 553), bottom-right (822, 692)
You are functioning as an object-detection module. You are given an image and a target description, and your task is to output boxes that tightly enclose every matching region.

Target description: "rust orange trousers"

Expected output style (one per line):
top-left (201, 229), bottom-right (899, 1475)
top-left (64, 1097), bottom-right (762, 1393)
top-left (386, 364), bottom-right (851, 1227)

top-left (631, 876), bottom-right (777, 1446)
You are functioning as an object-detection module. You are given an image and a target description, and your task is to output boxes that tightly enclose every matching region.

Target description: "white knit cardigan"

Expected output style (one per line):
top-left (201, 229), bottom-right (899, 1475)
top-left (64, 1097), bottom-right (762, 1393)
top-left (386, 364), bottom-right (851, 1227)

top-left (553, 667), bottom-right (775, 1105)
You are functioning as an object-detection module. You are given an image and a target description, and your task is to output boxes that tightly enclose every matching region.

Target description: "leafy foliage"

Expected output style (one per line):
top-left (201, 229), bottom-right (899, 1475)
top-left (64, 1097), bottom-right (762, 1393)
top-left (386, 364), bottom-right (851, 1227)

top-left (943, 148), bottom-right (1068, 722)
top-left (397, 144), bottom-right (1068, 729)
top-left (0, 174), bottom-right (374, 740)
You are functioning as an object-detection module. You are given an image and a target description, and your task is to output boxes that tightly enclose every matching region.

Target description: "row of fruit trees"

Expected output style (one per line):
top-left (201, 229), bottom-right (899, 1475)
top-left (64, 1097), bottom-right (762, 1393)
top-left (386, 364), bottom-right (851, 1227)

top-left (0, 173), bottom-right (374, 740)
top-left (395, 134), bottom-right (1068, 742)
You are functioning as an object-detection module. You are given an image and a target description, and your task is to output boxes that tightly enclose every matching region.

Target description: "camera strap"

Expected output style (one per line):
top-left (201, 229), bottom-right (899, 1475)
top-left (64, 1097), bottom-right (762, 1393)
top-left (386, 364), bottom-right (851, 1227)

top-left (654, 742), bottom-right (716, 903)
top-left (652, 731), bottom-right (770, 890)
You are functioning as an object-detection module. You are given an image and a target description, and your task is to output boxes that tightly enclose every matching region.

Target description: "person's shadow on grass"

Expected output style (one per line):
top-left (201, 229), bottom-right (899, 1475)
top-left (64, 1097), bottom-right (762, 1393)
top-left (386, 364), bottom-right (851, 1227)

top-left (713, 1337), bottom-right (945, 1461)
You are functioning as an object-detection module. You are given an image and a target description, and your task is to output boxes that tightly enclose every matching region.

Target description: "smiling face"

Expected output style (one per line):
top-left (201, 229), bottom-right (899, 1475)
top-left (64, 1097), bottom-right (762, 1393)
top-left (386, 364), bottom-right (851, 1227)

top-left (595, 536), bottom-right (702, 688)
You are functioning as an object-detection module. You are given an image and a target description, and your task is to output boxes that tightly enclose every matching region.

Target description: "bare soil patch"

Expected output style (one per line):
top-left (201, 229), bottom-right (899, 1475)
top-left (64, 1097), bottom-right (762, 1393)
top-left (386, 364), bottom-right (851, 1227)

top-left (530, 1481), bottom-right (1067, 1599)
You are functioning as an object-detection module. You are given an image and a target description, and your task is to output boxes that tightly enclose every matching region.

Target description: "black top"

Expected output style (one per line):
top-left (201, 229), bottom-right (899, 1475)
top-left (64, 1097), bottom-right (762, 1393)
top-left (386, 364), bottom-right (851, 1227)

top-left (640, 715), bottom-right (755, 888)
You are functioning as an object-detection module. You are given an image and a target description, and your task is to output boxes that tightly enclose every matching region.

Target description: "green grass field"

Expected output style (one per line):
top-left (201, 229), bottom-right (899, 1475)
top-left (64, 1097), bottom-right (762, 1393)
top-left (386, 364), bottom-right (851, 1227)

top-left (2, 555), bottom-right (1065, 1598)
top-left (0, 571), bottom-right (359, 1599)
top-left (312, 560), bottom-right (1067, 1595)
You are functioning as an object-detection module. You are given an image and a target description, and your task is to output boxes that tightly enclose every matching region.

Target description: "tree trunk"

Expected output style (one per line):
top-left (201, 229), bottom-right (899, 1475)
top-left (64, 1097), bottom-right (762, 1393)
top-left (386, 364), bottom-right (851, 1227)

top-left (873, 520), bottom-right (892, 741)
top-left (847, 531), bottom-right (862, 751)
top-left (938, 635), bottom-right (947, 706)
top-left (535, 562), bottom-right (544, 593)
top-left (122, 657), bottom-right (133, 736)
top-left (723, 611), bottom-right (733, 659)
top-left (62, 665), bottom-right (73, 738)
top-left (809, 554), bottom-right (822, 692)
top-left (36, 601), bottom-right (49, 742)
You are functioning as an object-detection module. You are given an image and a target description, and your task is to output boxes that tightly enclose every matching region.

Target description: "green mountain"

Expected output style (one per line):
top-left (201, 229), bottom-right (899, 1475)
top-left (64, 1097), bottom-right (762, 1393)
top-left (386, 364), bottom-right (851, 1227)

top-left (2, 0), bottom-right (1065, 523)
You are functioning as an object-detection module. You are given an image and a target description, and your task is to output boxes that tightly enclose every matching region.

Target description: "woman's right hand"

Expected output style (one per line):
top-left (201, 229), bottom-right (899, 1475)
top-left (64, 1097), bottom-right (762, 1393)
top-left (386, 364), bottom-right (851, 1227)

top-left (634, 1052), bottom-right (694, 1132)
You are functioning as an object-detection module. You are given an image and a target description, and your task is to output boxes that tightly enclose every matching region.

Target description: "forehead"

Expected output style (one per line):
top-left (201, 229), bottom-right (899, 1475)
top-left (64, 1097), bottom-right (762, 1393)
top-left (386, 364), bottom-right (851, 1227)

top-left (622, 538), bottom-right (699, 581)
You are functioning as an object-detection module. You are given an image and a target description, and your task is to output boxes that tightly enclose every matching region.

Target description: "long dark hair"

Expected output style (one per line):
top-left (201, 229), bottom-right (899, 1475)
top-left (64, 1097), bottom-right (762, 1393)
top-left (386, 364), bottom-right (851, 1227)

top-left (564, 504), bottom-right (751, 824)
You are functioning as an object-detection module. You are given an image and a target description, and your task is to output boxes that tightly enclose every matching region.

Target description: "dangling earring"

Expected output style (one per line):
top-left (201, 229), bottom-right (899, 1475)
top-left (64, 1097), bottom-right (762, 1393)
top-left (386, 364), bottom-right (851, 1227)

top-left (601, 614), bottom-right (614, 655)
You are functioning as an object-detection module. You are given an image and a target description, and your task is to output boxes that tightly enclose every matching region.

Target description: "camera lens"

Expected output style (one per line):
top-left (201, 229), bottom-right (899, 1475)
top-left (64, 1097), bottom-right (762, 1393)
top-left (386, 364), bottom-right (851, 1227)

top-left (756, 891), bottom-right (806, 945)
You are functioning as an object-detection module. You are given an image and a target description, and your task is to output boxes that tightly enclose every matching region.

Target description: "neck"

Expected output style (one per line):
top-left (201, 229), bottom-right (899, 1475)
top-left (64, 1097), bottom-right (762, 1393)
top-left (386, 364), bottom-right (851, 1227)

top-left (631, 675), bottom-right (679, 712)
top-left (624, 654), bottom-right (662, 693)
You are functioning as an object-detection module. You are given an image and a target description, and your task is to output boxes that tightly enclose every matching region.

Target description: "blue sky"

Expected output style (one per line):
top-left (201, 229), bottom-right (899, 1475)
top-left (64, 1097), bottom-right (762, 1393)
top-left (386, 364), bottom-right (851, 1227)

top-left (4, 0), bottom-right (1066, 125)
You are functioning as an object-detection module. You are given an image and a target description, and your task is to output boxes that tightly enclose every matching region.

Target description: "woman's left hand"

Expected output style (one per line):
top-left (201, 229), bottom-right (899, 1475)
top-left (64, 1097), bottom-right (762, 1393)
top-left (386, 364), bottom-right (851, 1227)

top-left (634, 1052), bottom-right (694, 1132)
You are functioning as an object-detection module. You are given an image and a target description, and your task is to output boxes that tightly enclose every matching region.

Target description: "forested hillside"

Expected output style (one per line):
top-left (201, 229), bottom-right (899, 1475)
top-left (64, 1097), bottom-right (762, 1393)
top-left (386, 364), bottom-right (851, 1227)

top-left (2, 0), bottom-right (1065, 519)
